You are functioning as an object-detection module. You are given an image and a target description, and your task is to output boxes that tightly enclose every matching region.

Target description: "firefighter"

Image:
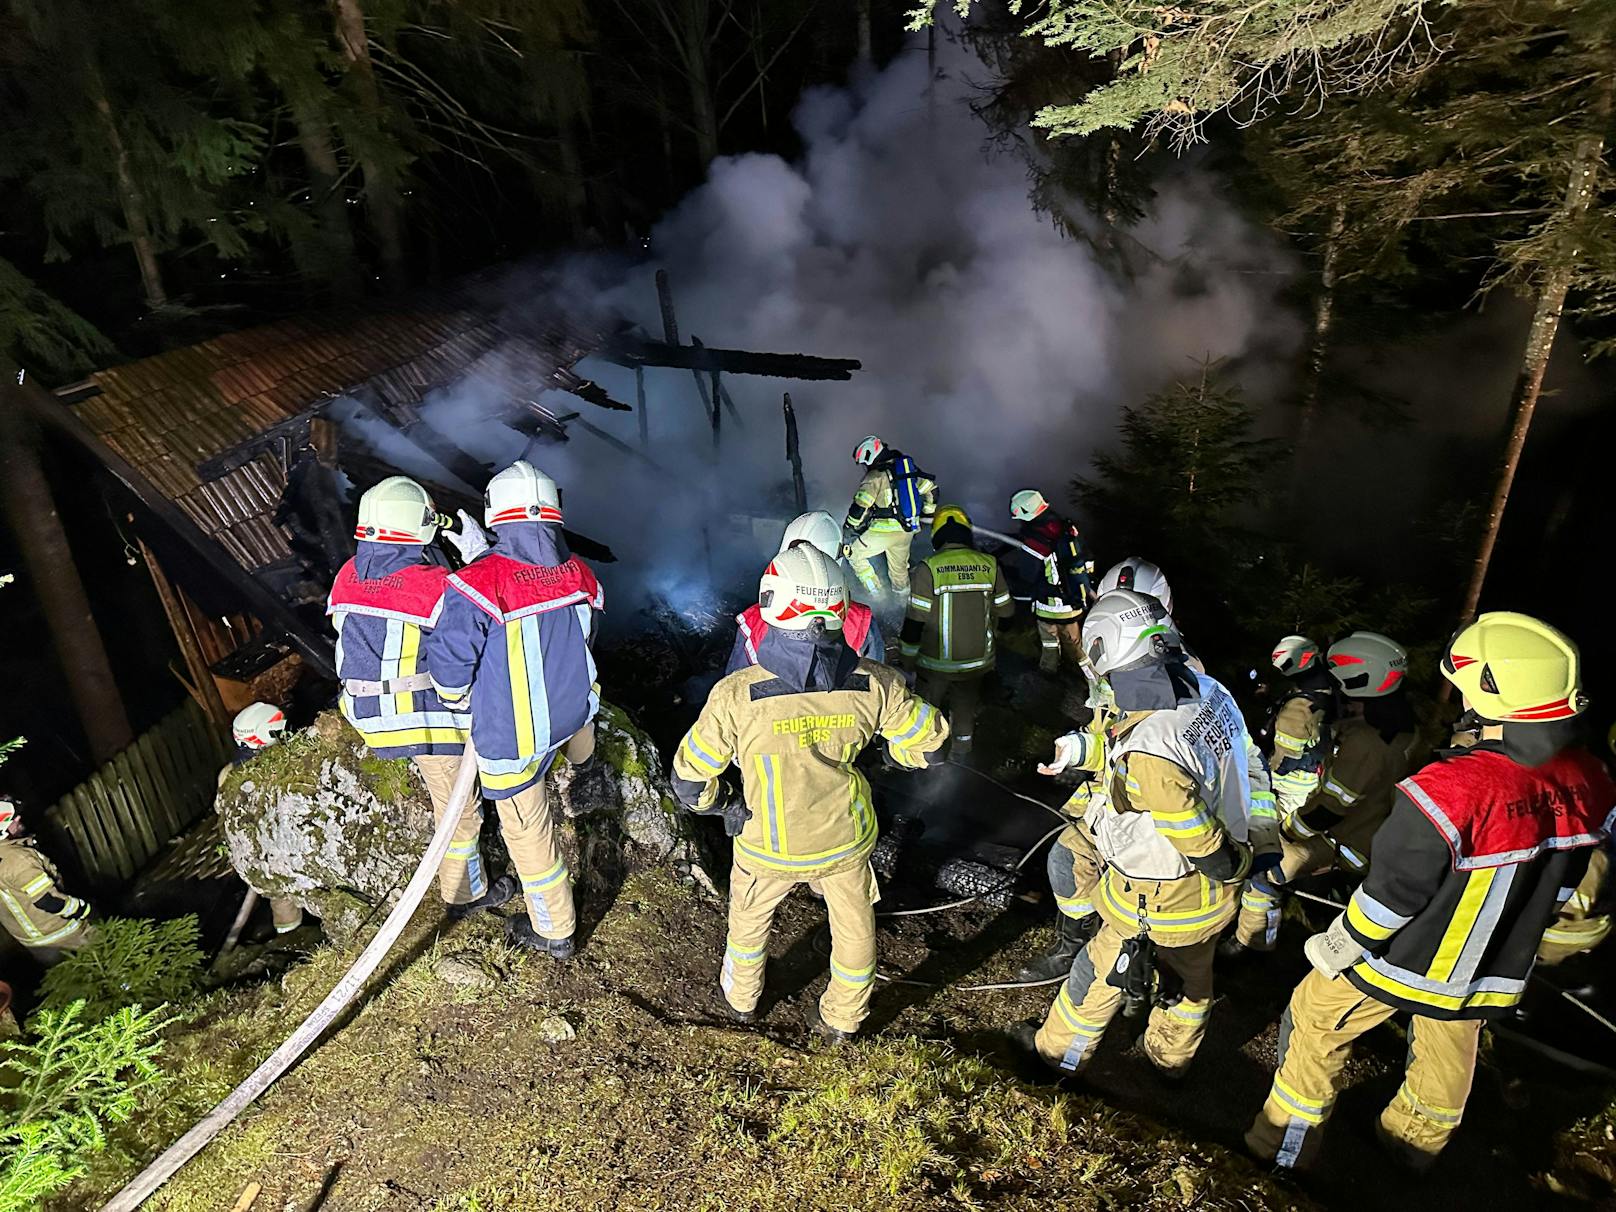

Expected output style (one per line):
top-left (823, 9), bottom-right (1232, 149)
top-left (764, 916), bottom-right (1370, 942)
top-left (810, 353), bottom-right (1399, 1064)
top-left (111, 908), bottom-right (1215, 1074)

top-left (1009, 490), bottom-right (1095, 674)
top-left (843, 435), bottom-right (937, 599)
top-left (672, 544), bottom-right (949, 1041)
top-left (0, 794), bottom-right (94, 964)
top-left (1247, 612), bottom-right (1616, 1172)
top-left (1227, 632), bottom-right (1421, 955)
top-left (1018, 590), bottom-right (1266, 1078)
top-left (226, 703), bottom-right (306, 937)
top-left (1266, 635), bottom-right (1337, 817)
top-left (1539, 848), bottom-right (1613, 964)
top-left (426, 460), bottom-right (603, 958)
top-left (726, 510), bottom-right (885, 674)
top-left (327, 477), bottom-right (522, 930)
top-left (899, 505), bottom-right (1014, 754)
top-left (1096, 556), bottom-right (1172, 613)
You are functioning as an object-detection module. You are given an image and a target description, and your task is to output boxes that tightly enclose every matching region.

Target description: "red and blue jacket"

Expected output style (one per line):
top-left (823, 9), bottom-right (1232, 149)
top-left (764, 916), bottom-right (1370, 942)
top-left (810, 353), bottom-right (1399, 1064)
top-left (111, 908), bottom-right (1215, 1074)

top-left (723, 600), bottom-right (883, 676)
top-left (426, 523), bottom-right (603, 798)
top-left (327, 543), bottom-right (469, 759)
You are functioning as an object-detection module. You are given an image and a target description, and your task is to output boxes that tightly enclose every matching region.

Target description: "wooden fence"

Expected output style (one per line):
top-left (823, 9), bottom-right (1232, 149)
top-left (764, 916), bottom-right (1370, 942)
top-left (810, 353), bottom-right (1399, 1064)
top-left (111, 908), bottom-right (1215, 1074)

top-left (44, 701), bottom-right (233, 890)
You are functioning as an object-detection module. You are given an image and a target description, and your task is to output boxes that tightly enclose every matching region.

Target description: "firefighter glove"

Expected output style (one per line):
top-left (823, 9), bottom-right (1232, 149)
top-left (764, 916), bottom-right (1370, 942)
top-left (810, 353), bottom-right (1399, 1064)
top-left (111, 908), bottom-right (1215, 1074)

top-left (444, 509), bottom-right (491, 563)
top-left (1303, 912), bottom-right (1365, 979)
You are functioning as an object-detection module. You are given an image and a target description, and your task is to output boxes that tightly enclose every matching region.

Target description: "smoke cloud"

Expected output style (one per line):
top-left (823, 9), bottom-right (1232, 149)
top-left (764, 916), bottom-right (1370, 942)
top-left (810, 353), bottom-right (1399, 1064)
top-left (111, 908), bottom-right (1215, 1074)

top-left (340, 29), bottom-right (1302, 622)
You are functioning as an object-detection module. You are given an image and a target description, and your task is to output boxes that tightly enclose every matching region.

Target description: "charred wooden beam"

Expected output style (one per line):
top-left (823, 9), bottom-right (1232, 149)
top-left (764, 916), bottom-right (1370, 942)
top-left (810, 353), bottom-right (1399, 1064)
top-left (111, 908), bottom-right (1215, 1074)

top-left (554, 369), bottom-right (633, 412)
top-left (195, 412), bottom-right (314, 480)
top-left (600, 333), bottom-right (861, 381)
top-left (784, 393), bottom-right (807, 514)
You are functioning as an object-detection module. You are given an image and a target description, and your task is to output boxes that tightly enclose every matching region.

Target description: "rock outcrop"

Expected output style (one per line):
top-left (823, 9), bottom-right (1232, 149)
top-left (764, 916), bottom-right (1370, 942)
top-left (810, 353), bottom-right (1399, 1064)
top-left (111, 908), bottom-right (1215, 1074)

top-left (217, 703), bottom-right (706, 943)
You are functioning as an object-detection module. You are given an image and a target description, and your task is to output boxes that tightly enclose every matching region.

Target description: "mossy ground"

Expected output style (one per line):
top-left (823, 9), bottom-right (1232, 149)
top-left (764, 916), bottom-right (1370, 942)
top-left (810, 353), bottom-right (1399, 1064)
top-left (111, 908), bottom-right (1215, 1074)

top-left (59, 869), bottom-right (1311, 1212)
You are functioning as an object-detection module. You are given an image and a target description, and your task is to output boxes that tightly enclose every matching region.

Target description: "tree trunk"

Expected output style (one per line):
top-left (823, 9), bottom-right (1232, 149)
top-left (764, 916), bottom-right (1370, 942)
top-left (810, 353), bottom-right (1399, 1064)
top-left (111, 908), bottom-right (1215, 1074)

top-left (685, 27), bottom-right (719, 169)
top-left (1288, 198), bottom-right (1346, 503)
top-left (557, 120), bottom-right (589, 242)
top-left (331, 0), bottom-right (407, 292)
top-left (856, 0), bottom-right (873, 67)
top-left (288, 94), bottom-right (363, 301)
top-left (1455, 106), bottom-right (1609, 636)
top-left (0, 382), bottom-right (134, 763)
top-left (88, 75), bottom-right (167, 311)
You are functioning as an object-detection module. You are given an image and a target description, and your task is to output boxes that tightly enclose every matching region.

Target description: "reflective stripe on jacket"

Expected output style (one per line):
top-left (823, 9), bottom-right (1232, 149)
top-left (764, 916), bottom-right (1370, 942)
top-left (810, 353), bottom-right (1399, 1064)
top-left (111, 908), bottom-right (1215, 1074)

top-left (327, 545), bottom-right (469, 759)
top-left (0, 838), bottom-right (88, 948)
top-left (426, 528), bottom-right (603, 799)
top-left (901, 544), bottom-right (1013, 673)
top-left (844, 452), bottom-right (937, 535)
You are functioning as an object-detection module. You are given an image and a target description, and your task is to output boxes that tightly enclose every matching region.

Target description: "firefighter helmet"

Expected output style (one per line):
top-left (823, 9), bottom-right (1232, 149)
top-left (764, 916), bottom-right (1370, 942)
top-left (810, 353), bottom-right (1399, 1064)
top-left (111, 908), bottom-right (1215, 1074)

top-left (484, 460), bottom-right (563, 527)
top-left (853, 435), bottom-right (885, 466)
top-left (1082, 589), bottom-right (1173, 677)
top-left (1097, 557), bottom-right (1173, 615)
top-left (1272, 634), bottom-right (1321, 676)
top-left (355, 476), bottom-right (444, 545)
top-left (0, 795), bottom-right (19, 833)
top-left (758, 543), bottom-right (847, 632)
top-left (1328, 631), bottom-right (1408, 698)
top-left (232, 702), bottom-right (287, 751)
top-left (932, 503), bottom-right (971, 537)
top-left (1009, 489), bottom-right (1049, 522)
top-left (1442, 612), bottom-right (1587, 723)
top-left (779, 510), bottom-right (843, 560)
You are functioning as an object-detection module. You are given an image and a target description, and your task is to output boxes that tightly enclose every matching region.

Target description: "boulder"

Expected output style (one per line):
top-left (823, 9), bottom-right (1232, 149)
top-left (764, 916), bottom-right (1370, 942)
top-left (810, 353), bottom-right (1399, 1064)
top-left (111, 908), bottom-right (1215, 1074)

top-left (217, 703), bottom-right (706, 944)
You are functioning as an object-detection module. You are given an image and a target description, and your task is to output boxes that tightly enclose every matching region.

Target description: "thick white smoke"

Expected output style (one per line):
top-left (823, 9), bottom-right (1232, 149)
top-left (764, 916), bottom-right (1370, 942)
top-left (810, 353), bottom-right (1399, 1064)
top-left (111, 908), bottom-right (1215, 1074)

top-left (347, 30), bottom-right (1302, 621)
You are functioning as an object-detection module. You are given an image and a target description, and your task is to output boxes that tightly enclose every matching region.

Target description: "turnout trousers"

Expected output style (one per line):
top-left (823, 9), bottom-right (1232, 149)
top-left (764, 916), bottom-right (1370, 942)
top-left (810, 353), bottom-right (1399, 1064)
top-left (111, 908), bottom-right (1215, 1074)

top-left (1034, 922), bottom-right (1218, 1078)
top-left (417, 724), bottom-right (595, 940)
top-left (915, 670), bottom-right (986, 748)
top-left (721, 854), bottom-right (881, 1035)
top-left (1233, 833), bottom-right (1350, 951)
top-left (1047, 823), bottom-right (1101, 923)
top-left (1035, 618), bottom-right (1084, 674)
top-left (848, 528), bottom-right (915, 598)
top-left (1246, 968), bottom-right (1480, 1171)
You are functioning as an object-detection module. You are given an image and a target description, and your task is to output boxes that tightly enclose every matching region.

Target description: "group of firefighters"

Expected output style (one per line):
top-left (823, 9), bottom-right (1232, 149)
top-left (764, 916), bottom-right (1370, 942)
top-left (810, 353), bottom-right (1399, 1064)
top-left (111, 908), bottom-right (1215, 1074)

top-left (3, 429), bottom-right (1613, 1179)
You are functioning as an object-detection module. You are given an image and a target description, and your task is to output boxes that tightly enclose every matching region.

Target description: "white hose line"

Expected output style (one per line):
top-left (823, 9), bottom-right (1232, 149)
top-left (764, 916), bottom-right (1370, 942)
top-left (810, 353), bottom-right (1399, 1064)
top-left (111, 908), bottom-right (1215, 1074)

top-left (103, 740), bottom-right (482, 1212)
top-left (214, 889), bottom-right (259, 962)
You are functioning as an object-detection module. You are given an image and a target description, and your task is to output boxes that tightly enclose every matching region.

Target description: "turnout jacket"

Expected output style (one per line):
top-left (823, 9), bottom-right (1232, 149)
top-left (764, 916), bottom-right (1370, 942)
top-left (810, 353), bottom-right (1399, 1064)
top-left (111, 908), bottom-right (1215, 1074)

top-left (1268, 686), bottom-right (1334, 814)
top-left (1016, 511), bottom-right (1095, 621)
top-left (327, 542), bottom-right (469, 758)
top-left (672, 630), bottom-right (949, 879)
top-left (0, 836), bottom-right (90, 949)
top-left (899, 539), bottom-right (1013, 674)
top-left (1282, 713), bottom-right (1420, 870)
top-left (426, 523), bottom-right (603, 798)
top-left (844, 450), bottom-right (937, 535)
top-left (1340, 739), bottom-right (1616, 1019)
top-left (724, 600), bottom-right (883, 675)
top-left (1087, 669), bottom-right (1256, 945)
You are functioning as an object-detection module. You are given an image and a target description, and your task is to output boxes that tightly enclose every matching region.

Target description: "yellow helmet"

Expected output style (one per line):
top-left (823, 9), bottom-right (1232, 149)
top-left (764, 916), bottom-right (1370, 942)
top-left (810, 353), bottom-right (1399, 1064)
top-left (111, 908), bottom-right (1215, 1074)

top-left (932, 504), bottom-right (971, 537)
top-left (1442, 612), bottom-right (1587, 723)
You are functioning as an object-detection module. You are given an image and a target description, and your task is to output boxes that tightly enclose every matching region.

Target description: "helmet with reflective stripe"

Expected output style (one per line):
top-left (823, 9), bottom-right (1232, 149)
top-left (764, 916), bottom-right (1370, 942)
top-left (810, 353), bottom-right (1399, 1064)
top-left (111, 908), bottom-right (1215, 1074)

top-left (779, 510), bottom-right (843, 560)
top-left (1009, 489), bottom-right (1048, 522)
top-left (1271, 634), bottom-right (1321, 676)
top-left (1442, 612), bottom-right (1587, 723)
top-left (853, 435), bottom-right (884, 466)
top-left (1082, 588), bottom-right (1173, 677)
top-left (232, 702), bottom-right (287, 750)
top-left (759, 543), bottom-right (848, 632)
top-left (932, 503), bottom-right (971, 538)
top-left (0, 795), bottom-right (19, 832)
top-left (1097, 557), bottom-right (1173, 615)
top-left (1327, 631), bottom-right (1408, 698)
top-left (356, 476), bottom-right (443, 545)
top-left (484, 459), bottom-right (563, 528)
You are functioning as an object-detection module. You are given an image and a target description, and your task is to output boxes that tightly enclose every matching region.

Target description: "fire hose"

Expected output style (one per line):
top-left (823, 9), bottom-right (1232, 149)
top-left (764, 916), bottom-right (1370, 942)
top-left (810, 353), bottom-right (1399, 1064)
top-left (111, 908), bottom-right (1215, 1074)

top-left (102, 740), bottom-right (483, 1212)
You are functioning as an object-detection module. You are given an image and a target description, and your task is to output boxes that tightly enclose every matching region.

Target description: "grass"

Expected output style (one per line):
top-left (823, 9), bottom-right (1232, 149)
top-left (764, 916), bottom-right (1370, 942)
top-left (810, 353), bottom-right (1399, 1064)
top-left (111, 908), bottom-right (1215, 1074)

top-left (57, 870), bottom-right (1312, 1212)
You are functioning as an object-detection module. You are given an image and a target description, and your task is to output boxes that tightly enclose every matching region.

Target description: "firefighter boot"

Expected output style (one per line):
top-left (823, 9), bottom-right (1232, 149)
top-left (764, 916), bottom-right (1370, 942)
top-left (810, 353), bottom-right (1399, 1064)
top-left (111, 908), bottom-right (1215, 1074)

top-left (447, 873), bottom-right (519, 922)
top-left (804, 1002), bottom-right (855, 1046)
top-left (506, 915), bottom-right (575, 960)
top-left (1017, 913), bottom-right (1097, 983)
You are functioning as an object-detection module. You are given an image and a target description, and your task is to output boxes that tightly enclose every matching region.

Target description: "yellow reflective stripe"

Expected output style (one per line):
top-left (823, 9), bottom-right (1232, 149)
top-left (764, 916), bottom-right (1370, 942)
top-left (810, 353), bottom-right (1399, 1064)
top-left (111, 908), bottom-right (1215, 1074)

top-left (1427, 867), bottom-right (1497, 983)
top-left (1346, 897), bottom-right (1398, 942)
top-left (755, 753), bottom-right (787, 855)
top-left (1166, 1000), bottom-right (1209, 1023)
top-left (1274, 732), bottom-right (1309, 753)
top-left (1544, 917), bottom-right (1611, 945)
top-left (0, 889), bottom-right (84, 945)
top-left (506, 619), bottom-right (535, 757)
top-left (355, 725), bottom-right (470, 749)
top-left (1099, 874), bottom-right (1231, 932)
top-left (1271, 1075), bottom-right (1330, 1124)
top-left (523, 859), bottom-right (568, 890)
top-left (682, 729), bottom-right (729, 776)
top-left (908, 595), bottom-right (933, 612)
top-left (1053, 986), bottom-right (1106, 1036)
top-left (394, 624), bottom-right (421, 715)
top-left (1397, 1082), bottom-right (1462, 1126)
top-left (1151, 804), bottom-right (1215, 839)
top-left (1349, 961), bottom-right (1521, 1013)
top-left (480, 762), bottom-right (545, 792)
top-left (831, 959), bottom-right (877, 986)
top-left (21, 873), bottom-right (52, 896)
top-left (734, 817), bottom-right (877, 874)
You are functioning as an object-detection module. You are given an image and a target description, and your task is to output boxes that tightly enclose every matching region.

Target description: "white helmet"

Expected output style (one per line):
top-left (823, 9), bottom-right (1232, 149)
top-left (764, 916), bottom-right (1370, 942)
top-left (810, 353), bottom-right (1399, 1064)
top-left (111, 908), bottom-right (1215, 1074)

top-left (232, 702), bottom-right (287, 750)
top-left (1009, 489), bottom-right (1049, 522)
top-left (1082, 589), bottom-right (1174, 677)
top-left (0, 795), bottom-right (19, 833)
top-left (758, 543), bottom-right (848, 632)
top-left (779, 510), bottom-right (843, 560)
top-left (1271, 634), bottom-right (1322, 677)
top-left (853, 435), bottom-right (885, 466)
top-left (484, 460), bottom-right (562, 528)
top-left (1097, 557), bottom-right (1173, 615)
top-left (1328, 631), bottom-right (1408, 698)
top-left (355, 476), bottom-right (443, 545)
